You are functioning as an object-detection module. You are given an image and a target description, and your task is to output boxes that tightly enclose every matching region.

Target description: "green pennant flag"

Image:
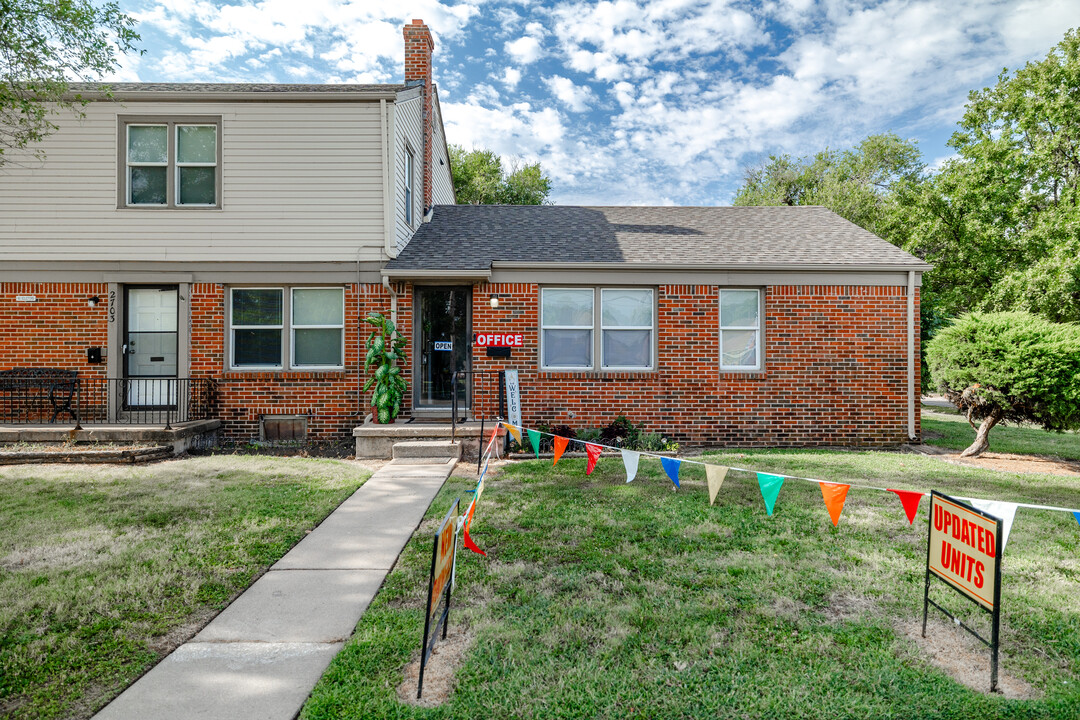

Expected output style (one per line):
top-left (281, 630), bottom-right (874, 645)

top-left (757, 472), bottom-right (785, 516)
top-left (526, 429), bottom-right (541, 459)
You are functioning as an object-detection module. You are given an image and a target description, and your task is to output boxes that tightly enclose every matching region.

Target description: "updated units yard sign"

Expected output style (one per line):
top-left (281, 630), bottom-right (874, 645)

top-left (419, 498), bottom-right (460, 698)
top-left (923, 491), bottom-right (1003, 691)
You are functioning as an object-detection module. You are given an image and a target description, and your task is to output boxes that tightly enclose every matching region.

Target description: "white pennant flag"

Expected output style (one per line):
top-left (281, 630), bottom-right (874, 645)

top-left (622, 450), bottom-right (640, 483)
top-left (966, 498), bottom-right (1019, 550)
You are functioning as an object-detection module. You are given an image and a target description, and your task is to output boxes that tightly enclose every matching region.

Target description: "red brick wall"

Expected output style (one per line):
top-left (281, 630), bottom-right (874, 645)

top-left (189, 282), bottom-right (410, 441)
top-left (403, 19), bottom-right (434, 209)
top-left (0, 283), bottom-right (109, 378)
top-left (469, 282), bottom-right (920, 447)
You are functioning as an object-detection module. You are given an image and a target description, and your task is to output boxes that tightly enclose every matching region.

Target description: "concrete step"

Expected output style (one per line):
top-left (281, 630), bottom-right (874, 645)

top-left (392, 440), bottom-right (462, 460)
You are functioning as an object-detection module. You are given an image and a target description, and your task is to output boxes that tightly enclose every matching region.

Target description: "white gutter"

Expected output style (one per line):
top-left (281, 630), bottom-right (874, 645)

top-left (381, 99), bottom-right (397, 259)
top-left (382, 268), bottom-right (491, 280)
top-left (908, 270), bottom-right (917, 441)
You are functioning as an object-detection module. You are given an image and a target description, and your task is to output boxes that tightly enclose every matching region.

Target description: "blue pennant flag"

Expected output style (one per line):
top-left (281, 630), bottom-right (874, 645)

top-left (1074, 511), bottom-right (1080, 527)
top-left (661, 456), bottom-right (682, 488)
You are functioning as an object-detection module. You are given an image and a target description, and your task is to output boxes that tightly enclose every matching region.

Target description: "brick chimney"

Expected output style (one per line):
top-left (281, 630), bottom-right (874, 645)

top-left (403, 19), bottom-right (434, 213)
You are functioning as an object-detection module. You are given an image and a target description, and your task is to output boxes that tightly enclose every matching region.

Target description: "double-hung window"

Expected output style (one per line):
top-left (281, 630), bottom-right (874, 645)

top-left (121, 117), bottom-right (221, 208)
top-left (720, 289), bottom-right (762, 371)
top-left (541, 288), bottom-right (655, 371)
top-left (230, 287), bottom-right (344, 370)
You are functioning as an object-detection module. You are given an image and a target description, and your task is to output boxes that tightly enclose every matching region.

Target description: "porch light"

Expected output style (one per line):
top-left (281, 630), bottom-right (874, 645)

top-left (489, 294), bottom-right (499, 308)
top-left (87, 296), bottom-right (100, 307)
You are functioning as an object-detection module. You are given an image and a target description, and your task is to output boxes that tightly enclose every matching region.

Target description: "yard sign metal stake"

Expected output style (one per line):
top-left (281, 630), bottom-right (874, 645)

top-left (922, 490), bottom-right (1003, 692)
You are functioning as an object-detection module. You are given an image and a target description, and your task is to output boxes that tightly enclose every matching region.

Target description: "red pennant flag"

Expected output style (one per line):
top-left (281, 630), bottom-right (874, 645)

top-left (585, 443), bottom-right (602, 475)
top-left (484, 426), bottom-right (499, 456)
top-left (819, 482), bottom-right (851, 527)
top-left (463, 525), bottom-right (486, 556)
top-left (463, 500), bottom-right (486, 556)
top-left (888, 489), bottom-right (924, 524)
top-left (553, 436), bottom-right (569, 465)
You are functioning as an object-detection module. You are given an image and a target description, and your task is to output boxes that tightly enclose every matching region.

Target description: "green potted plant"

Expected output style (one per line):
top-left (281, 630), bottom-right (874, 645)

top-left (363, 312), bottom-right (407, 424)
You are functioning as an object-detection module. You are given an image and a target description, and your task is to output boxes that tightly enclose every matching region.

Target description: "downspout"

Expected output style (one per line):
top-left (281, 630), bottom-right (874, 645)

top-left (908, 270), bottom-right (916, 441)
top-left (382, 276), bottom-right (399, 331)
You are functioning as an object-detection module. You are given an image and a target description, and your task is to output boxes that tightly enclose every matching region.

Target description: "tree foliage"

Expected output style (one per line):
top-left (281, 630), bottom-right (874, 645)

top-left (925, 312), bottom-right (1080, 457)
top-left (1, 0), bottom-right (140, 166)
top-left (905, 29), bottom-right (1080, 322)
top-left (449, 144), bottom-right (553, 205)
top-left (733, 132), bottom-right (924, 247)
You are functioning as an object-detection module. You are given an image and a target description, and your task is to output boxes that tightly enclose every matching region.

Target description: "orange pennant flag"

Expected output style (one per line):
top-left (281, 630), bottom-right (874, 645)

top-left (553, 436), bottom-right (569, 465)
top-left (820, 482), bottom-right (851, 527)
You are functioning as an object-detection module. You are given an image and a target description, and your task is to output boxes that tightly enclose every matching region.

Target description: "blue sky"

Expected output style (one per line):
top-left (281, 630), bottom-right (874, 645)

top-left (112, 0), bottom-right (1078, 205)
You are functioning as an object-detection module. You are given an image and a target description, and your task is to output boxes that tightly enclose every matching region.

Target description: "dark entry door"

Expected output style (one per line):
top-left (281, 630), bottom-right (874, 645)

top-left (124, 286), bottom-right (178, 407)
top-left (416, 286), bottom-right (470, 410)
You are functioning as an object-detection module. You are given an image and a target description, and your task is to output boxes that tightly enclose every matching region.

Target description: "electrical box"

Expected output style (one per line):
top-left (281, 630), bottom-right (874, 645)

top-left (87, 347), bottom-right (102, 364)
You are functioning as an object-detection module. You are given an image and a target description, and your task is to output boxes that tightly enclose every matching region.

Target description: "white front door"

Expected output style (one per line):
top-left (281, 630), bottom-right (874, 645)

top-left (125, 287), bottom-right (178, 407)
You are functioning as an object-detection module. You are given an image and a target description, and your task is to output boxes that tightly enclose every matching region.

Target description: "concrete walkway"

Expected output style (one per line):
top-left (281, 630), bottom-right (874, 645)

top-left (94, 458), bottom-right (457, 720)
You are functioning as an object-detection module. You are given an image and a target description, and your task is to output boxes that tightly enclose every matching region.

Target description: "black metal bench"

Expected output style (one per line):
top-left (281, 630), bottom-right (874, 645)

top-left (0, 368), bottom-right (79, 423)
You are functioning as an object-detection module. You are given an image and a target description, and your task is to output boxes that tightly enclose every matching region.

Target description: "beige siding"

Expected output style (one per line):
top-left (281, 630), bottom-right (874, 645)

top-left (430, 97), bottom-right (455, 205)
top-left (0, 100), bottom-right (388, 262)
top-left (393, 93), bottom-right (423, 254)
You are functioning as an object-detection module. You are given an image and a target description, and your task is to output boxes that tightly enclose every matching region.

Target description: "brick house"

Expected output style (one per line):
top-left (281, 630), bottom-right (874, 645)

top-left (384, 204), bottom-right (929, 447)
top-left (0, 19), bottom-right (930, 448)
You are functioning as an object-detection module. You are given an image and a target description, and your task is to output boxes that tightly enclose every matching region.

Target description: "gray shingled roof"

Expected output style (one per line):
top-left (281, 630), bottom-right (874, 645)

top-left (385, 205), bottom-right (930, 272)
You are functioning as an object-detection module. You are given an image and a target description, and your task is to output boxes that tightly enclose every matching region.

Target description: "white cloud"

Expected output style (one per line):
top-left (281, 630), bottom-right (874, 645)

top-left (505, 35), bottom-right (543, 64)
top-left (499, 66), bottom-right (522, 89)
top-left (543, 75), bottom-right (596, 112)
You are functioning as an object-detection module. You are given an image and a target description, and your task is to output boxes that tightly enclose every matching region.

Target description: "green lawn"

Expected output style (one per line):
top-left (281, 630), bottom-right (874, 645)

top-left (0, 456), bottom-right (370, 720)
top-left (923, 405), bottom-right (1080, 461)
top-left (303, 450), bottom-right (1080, 719)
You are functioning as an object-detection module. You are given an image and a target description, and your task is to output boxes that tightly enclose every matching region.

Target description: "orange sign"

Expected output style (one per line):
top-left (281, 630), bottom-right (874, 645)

top-left (428, 502), bottom-right (459, 621)
top-left (928, 494), bottom-right (1001, 609)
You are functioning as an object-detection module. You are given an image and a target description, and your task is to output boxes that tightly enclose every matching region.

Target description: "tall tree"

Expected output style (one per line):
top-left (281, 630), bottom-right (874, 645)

top-left (733, 132), bottom-right (925, 247)
top-left (905, 29), bottom-right (1080, 322)
top-left (449, 144), bottom-right (553, 205)
top-left (0, 0), bottom-right (140, 166)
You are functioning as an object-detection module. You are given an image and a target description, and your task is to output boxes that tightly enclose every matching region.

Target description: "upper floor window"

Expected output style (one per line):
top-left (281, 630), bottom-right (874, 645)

top-left (540, 287), bottom-right (655, 371)
top-left (720, 289), bottom-right (762, 371)
top-left (404, 146), bottom-right (415, 225)
top-left (120, 117), bottom-right (221, 208)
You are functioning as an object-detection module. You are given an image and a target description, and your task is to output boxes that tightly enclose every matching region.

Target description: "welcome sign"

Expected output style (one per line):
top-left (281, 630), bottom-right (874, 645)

top-left (419, 498), bottom-right (460, 698)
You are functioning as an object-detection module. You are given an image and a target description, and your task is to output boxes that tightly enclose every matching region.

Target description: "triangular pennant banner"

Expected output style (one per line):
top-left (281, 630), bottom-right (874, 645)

top-left (757, 473), bottom-right (785, 516)
top-left (622, 450), bottom-right (640, 483)
top-left (585, 443), bottom-right (602, 475)
top-left (967, 499), bottom-right (1018, 550)
top-left (463, 526), bottom-right (486, 556)
top-left (474, 476), bottom-right (485, 505)
top-left (820, 482), bottom-right (851, 527)
top-left (705, 465), bottom-right (728, 505)
top-left (661, 456), bottom-right (682, 488)
top-left (505, 423), bottom-right (522, 445)
top-left (553, 436), bottom-right (569, 465)
top-left (526, 429), bottom-right (541, 459)
top-left (484, 426), bottom-right (499, 456)
top-left (888, 489), bottom-right (924, 524)
top-left (463, 498), bottom-right (486, 556)
top-left (1074, 511), bottom-right (1080, 527)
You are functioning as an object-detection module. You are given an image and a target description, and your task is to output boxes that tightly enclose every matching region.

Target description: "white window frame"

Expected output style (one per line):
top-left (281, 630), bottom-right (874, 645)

top-left (227, 286), bottom-right (346, 372)
top-left (600, 288), bottom-right (655, 371)
top-left (719, 288), bottom-right (763, 372)
top-left (174, 124), bottom-right (218, 207)
top-left (289, 287), bottom-right (345, 370)
top-left (540, 287), bottom-right (656, 372)
top-left (229, 287), bottom-right (284, 370)
top-left (126, 123), bottom-right (168, 207)
top-left (404, 145), bottom-right (415, 226)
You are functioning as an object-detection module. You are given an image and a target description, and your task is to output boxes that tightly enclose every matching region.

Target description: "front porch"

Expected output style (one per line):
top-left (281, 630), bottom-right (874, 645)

top-left (353, 419), bottom-right (505, 460)
top-left (0, 419), bottom-right (222, 462)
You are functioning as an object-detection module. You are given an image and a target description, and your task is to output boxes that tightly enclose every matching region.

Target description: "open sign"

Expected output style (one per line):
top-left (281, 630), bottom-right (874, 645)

top-left (474, 333), bottom-right (524, 347)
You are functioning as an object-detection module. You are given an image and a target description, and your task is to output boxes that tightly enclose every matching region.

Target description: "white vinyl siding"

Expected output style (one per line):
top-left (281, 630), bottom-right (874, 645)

top-left (720, 289), bottom-right (762, 371)
top-left (429, 95), bottom-right (455, 205)
top-left (393, 92), bottom-right (423, 254)
top-left (0, 100), bottom-right (388, 262)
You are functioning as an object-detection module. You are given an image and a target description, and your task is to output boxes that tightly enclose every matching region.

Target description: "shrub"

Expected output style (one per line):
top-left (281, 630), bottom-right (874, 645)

top-left (925, 311), bottom-right (1080, 457)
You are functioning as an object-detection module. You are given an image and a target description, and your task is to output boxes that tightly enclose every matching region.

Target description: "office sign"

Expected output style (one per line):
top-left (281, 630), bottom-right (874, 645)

top-left (475, 333), bottom-right (524, 347)
top-left (419, 498), bottom-right (460, 698)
